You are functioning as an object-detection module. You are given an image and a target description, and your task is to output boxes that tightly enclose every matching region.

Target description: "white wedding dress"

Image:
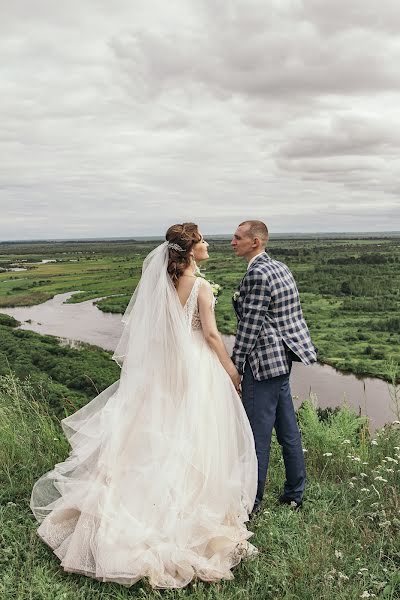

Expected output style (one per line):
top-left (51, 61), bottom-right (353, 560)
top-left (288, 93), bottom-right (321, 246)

top-left (30, 243), bottom-right (257, 589)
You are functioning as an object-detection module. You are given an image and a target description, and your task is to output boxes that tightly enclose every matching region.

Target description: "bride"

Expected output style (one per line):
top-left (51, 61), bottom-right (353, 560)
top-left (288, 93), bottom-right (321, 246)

top-left (30, 222), bottom-right (258, 589)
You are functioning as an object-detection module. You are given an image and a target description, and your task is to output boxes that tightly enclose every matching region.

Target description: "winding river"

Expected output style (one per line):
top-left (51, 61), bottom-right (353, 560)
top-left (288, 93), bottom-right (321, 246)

top-left (0, 291), bottom-right (395, 431)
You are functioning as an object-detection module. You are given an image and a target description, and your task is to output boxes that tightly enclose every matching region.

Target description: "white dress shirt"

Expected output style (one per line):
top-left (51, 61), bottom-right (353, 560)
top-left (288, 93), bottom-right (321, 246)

top-left (247, 251), bottom-right (265, 271)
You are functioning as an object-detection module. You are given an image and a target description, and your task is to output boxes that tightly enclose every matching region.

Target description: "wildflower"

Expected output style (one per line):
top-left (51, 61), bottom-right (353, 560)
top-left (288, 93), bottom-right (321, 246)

top-left (7, 502), bottom-right (17, 507)
top-left (385, 456), bottom-right (398, 463)
top-left (323, 452), bottom-right (333, 457)
top-left (360, 473), bottom-right (367, 477)
top-left (394, 446), bottom-right (400, 451)
top-left (335, 550), bottom-right (343, 559)
top-left (362, 462), bottom-right (368, 465)
top-left (385, 468), bottom-right (394, 473)
top-left (349, 481), bottom-right (355, 488)
top-left (360, 592), bottom-right (375, 598)
top-left (360, 488), bottom-right (370, 492)
top-left (371, 440), bottom-right (378, 446)
top-left (358, 568), bottom-right (368, 573)
top-left (338, 572), bottom-right (349, 581)
top-left (353, 456), bottom-right (361, 462)
top-left (374, 476), bottom-right (388, 483)
top-left (342, 439), bottom-right (351, 444)
top-left (302, 448), bottom-right (308, 453)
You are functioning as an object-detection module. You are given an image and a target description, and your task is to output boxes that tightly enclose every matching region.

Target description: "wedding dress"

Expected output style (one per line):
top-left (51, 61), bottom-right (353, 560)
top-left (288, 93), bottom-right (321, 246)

top-left (30, 242), bottom-right (257, 589)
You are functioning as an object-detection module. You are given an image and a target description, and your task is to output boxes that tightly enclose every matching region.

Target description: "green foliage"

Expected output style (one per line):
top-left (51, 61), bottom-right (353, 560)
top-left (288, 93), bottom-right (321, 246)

top-left (0, 235), bottom-right (399, 381)
top-left (0, 324), bottom-right (120, 417)
top-left (0, 374), bottom-right (399, 599)
top-left (0, 314), bottom-right (19, 327)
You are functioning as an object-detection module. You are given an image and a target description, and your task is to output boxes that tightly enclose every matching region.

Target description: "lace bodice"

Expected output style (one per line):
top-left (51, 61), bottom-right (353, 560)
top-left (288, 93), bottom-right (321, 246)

top-left (183, 278), bottom-right (215, 331)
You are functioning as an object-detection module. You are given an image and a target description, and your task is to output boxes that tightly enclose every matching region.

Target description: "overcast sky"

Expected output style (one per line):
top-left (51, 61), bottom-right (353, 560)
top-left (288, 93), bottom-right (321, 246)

top-left (1, 0), bottom-right (400, 240)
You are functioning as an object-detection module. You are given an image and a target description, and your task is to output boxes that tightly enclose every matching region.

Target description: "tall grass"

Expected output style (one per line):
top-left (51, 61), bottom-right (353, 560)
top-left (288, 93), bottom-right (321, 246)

top-left (1, 374), bottom-right (399, 599)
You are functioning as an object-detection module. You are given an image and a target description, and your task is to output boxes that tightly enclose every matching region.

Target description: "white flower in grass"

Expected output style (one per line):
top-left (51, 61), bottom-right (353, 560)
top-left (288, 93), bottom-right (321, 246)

top-left (338, 572), bottom-right (349, 581)
top-left (371, 440), bottom-right (378, 446)
top-left (358, 568), bottom-right (368, 573)
top-left (349, 481), bottom-right (355, 488)
top-left (302, 448), bottom-right (308, 453)
top-left (353, 456), bottom-right (361, 462)
top-left (360, 591), bottom-right (375, 598)
top-left (362, 462), bottom-right (368, 465)
top-left (385, 468), bottom-right (394, 473)
top-left (360, 488), bottom-right (370, 492)
top-left (360, 473), bottom-right (367, 478)
top-left (342, 439), bottom-right (351, 444)
top-left (323, 452), bottom-right (333, 457)
top-left (335, 550), bottom-right (343, 559)
top-left (374, 476), bottom-right (388, 483)
top-left (394, 446), bottom-right (400, 451)
top-left (385, 456), bottom-right (398, 463)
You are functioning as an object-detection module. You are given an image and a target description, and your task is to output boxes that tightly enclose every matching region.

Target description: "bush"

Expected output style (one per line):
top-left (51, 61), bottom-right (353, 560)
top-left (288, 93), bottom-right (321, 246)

top-left (0, 314), bottom-right (19, 327)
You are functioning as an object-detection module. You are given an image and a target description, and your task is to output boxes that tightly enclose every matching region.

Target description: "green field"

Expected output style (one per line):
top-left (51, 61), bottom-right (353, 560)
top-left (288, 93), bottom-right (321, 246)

top-left (1, 236), bottom-right (399, 382)
top-left (1, 373), bottom-right (399, 599)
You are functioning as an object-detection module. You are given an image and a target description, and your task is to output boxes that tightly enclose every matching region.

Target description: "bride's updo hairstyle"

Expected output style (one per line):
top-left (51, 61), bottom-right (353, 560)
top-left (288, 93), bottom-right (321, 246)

top-left (166, 222), bottom-right (202, 287)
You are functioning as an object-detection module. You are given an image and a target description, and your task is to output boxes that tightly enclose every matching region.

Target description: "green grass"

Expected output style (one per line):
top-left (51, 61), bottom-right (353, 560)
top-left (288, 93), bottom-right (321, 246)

top-left (1, 236), bottom-right (400, 382)
top-left (1, 373), bottom-right (399, 599)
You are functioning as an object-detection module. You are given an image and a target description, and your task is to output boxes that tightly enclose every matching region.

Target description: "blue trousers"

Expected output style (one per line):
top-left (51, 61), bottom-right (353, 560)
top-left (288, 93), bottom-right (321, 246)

top-left (242, 363), bottom-right (306, 508)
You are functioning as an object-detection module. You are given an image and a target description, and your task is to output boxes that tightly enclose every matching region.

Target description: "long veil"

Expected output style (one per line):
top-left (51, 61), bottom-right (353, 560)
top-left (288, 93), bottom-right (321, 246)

top-left (30, 241), bottom-right (195, 521)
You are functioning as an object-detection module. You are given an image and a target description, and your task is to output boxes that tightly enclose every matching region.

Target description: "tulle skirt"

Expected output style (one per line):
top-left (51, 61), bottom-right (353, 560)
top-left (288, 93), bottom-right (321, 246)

top-left (30, 330), bottom-right (258, 588)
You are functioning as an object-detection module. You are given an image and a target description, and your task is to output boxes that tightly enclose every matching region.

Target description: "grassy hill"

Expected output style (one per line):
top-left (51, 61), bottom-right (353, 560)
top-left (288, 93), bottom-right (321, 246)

top-left (0, 371), bottom-right (399, 599)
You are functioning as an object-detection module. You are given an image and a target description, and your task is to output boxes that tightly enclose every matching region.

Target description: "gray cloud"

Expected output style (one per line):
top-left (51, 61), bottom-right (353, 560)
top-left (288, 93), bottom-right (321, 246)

top-left (0, 0), bottom-right (399, 239)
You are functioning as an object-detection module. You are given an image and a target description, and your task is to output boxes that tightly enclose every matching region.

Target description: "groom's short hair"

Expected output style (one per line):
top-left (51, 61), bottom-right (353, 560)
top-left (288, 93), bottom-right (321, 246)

top-left (239, 220), bottom-right (269, 245)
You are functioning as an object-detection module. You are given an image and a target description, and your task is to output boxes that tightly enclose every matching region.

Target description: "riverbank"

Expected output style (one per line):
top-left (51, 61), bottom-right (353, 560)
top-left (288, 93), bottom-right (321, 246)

top-left (0, 290), bottom-right (398, 430)
top-left (1, 237), bottom-right (399, 384)
top-left (1, 373), bottom-right (399, 599)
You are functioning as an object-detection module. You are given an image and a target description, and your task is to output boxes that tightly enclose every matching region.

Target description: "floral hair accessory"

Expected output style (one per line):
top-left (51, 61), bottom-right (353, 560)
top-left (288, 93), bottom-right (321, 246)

top-left (168, 243), bottom-right (185, 252)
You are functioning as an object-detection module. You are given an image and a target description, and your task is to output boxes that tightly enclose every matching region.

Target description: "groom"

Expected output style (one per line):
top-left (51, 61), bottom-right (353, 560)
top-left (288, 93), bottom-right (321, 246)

top-left (231, 220), bottom-right (316, 514)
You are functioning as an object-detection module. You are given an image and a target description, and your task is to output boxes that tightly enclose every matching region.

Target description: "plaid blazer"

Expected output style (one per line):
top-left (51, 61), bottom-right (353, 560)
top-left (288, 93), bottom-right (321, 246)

top-left (232, 252), bottom-right (317, 380)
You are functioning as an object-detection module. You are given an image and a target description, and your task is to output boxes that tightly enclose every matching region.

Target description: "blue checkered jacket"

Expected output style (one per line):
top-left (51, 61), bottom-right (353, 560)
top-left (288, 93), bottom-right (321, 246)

top-left (232, 252), bottom-right (316, 380)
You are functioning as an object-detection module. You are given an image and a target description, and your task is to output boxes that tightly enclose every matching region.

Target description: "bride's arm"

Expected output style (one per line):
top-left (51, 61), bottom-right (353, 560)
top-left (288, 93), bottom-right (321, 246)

top-left (198, 281), bottom-right (241, 391)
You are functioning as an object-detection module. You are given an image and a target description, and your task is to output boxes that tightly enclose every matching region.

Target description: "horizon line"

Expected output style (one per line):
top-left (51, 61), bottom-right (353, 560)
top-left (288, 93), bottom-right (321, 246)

top-left (1, 230), bottom-right (400, 243)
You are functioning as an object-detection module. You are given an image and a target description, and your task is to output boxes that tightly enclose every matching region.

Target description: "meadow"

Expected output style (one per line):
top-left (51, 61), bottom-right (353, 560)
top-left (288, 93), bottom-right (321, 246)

top-left (0, 235), bottom-right (399, 382)
top-left (0, 372), bottom-right (399, 599)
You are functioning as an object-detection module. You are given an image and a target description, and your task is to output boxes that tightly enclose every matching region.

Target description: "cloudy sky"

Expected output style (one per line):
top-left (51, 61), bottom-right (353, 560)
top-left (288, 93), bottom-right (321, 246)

top-left (1, 0), bottom-right (400, 239)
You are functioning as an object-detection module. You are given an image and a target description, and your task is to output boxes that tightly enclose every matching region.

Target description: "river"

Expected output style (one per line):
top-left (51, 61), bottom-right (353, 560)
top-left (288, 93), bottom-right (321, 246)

top-left (0, 291), bottom-right (395, 431)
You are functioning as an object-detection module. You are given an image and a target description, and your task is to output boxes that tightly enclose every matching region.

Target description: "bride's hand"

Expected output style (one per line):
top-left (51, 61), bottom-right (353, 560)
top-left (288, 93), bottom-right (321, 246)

top-left (229, 369), bottom-right (242, 394)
